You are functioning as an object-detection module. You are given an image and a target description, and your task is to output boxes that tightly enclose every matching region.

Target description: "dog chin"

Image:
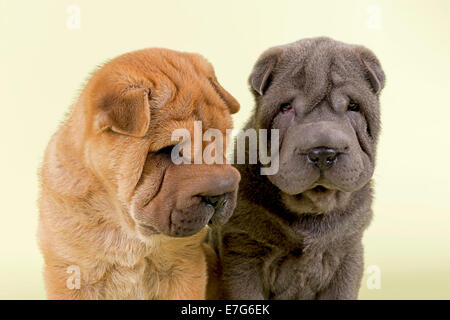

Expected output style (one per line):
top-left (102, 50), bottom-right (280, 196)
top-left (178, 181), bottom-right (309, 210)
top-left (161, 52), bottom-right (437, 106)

top-left (134, 195), bottom-right (236, 239)
top-left (281, 185), bottom-right (352, 215)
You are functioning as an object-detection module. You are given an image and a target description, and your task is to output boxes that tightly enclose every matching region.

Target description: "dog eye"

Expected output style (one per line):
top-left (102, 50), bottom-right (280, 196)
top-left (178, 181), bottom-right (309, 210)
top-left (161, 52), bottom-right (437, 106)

top-left (347, 100), bottom-right (360, 112)
top-left (155, 145), bottom-right (175, 155)
top-left (280, 103), bottom-right (293, 113)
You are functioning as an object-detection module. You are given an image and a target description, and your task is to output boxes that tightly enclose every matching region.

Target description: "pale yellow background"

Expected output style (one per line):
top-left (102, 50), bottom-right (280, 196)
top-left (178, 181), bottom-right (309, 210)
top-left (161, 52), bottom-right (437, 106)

top-left (0, 0), bottom-right (449, 299)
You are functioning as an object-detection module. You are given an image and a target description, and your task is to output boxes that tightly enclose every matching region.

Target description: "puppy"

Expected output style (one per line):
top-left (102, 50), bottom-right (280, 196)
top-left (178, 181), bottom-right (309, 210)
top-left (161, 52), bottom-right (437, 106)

top-left (38, 48), bottom-right (240, 299)
top-left (211, 37), bottom-right (385, 299)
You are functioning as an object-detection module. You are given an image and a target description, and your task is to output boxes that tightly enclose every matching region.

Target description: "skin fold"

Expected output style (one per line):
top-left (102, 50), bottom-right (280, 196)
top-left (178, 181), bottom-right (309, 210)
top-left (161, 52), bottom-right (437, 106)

top-left (210, 37), bottom-right (385, 300)
top-left (38, 48), bottom-right (240, 299)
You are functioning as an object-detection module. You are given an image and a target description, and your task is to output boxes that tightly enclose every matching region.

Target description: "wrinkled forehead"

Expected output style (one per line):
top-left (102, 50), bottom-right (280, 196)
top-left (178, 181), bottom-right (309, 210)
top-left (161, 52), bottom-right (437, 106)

top-left (101, 49), bottom-right (214, 82)
top-left (274, 42), bottom-right (365, 99)
top-left (92, 49), bottom-right (232, 135)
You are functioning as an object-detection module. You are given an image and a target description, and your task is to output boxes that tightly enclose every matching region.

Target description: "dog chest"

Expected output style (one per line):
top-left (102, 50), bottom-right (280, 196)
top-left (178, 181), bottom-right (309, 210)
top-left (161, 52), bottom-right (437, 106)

top-left (265, 248), bottom-right (342, 299)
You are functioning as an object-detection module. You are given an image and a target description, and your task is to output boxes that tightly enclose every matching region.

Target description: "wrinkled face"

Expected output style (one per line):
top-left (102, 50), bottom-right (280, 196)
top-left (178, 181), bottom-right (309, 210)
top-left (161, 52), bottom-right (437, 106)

top-left (251, 38), bottom-right (384, 214)
top-left (82, 48), bottom-right (240, 238)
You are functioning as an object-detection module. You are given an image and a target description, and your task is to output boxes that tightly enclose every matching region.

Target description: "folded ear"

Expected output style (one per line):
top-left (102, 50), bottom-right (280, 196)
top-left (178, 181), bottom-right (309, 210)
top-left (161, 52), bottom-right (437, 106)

top-left (356, 47), bottom-right (385, 95)
top-left (96, 87), bottom-right (151, 137)
top-left (249, 47), bottom-right (284, 95)
top-left (209, 77), bottom-right (240, 114)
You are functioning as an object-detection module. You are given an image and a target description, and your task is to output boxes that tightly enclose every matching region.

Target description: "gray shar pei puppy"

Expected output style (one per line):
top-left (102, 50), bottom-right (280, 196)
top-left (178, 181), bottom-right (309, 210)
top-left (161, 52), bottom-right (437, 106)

top-left (210, 37), bottom-right (385, 299)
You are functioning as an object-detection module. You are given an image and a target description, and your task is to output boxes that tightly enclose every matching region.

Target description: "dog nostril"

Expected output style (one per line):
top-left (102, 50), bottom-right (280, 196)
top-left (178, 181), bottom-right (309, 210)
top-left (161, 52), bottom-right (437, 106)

top-left (307, 147), bottom-right (338, 170)
top-left (202, 194), bottom-right (227, 211)
top-left (326, 154), bottom-right (337, 164)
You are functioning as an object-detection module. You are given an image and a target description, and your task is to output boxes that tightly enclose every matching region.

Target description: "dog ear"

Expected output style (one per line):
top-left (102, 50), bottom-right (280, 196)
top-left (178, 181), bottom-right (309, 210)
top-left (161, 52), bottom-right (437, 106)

top-left (209, 77), bottom-right (240, 114)
top-left (96, 87), bottom-right (151, 138)
top-left (356, 47), bottom-right (385, 95)
top-left (249, 47), bottom-right (283, 95)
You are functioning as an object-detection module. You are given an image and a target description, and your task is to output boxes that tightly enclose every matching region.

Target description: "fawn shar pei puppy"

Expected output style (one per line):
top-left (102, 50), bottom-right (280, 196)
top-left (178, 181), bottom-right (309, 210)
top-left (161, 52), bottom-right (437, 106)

top-left (210, 37), bottom-right (385, 299)
top-left (38, 48), bottom-right (240, 299)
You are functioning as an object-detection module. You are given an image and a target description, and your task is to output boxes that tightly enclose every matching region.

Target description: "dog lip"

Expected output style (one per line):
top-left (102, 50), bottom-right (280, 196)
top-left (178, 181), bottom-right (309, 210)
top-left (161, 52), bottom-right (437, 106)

top-left (290, 183), bottom-right (337, 199)
top-left (310, 185), bottom-right (329, 193)
top-left (308, 182), bottom-right (337, 191)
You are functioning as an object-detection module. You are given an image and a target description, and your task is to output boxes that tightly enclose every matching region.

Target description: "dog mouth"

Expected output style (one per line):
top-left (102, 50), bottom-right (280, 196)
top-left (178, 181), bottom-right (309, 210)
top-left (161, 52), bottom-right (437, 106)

top-left (310, 185), bottom-right (331, 193)
top-left (294, 184), bottom-right (335, 199)
top-left (288, 184), bottom-right (338, 214)
top-left (136, 191), bottom-right (236, 238)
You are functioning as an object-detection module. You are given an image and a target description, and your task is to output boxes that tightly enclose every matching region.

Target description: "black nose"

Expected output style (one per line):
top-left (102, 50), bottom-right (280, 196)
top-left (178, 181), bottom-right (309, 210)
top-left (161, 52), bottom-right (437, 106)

top-left (202, 194), bottom-right (227, 211)
top-left (307, 147), bottom-right (338, 170)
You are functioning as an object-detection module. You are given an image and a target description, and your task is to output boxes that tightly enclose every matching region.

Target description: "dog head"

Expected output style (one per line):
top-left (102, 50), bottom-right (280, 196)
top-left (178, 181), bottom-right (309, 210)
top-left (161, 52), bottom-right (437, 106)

top-left (249, 37), bottom-right (384, 214)
top-left (80, 48), bottom-right (240, 238)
